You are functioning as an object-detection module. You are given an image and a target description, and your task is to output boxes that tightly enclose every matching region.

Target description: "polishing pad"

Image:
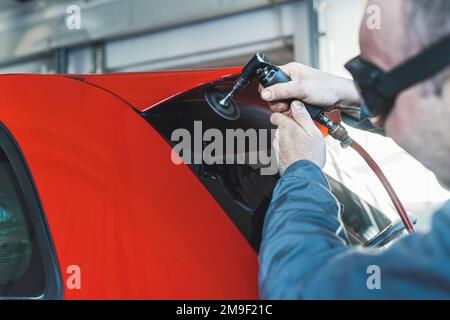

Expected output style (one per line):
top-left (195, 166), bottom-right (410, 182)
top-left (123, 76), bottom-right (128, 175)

top-left (204, 87), bottom-right (240, 120)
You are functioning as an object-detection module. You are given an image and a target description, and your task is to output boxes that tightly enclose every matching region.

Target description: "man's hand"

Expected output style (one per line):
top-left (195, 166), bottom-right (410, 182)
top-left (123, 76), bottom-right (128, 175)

top-left (260, 62), bottom-right (361, 119)
top-left (271, 100), bottom-right (326, 175)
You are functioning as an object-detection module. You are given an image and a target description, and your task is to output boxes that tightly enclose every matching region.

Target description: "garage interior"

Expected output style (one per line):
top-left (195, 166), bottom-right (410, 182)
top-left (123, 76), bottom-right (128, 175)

top-left (0, 0), bottom-right (449, 231)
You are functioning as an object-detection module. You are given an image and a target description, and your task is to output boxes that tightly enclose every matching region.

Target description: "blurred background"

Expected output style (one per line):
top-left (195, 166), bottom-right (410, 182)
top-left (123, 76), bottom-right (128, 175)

top-left (0, 0), bottom-right (449, 230)
top-left (0, 0), bottom-right (316, 73)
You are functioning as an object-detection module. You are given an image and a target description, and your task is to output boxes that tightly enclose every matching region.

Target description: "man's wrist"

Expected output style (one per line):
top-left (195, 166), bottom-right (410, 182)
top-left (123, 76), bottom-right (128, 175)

top-left (283, 159), bottom-right (325, 178)
top-left (335, 78), bottom-right (362, 119)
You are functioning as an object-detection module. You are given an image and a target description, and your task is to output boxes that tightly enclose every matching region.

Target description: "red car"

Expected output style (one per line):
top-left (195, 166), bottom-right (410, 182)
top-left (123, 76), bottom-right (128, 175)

top-left (0, 69), bottom-right (394, 299)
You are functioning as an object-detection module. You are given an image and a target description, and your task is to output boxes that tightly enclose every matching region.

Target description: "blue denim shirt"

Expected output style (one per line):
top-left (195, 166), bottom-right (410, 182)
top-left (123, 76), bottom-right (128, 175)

top-left (259, 160), bottom-right (450, 299)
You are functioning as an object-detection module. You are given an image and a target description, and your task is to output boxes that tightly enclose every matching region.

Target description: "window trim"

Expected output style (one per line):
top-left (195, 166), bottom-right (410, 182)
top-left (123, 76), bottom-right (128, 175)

top-left (0, 122), bottom-right (63, 300)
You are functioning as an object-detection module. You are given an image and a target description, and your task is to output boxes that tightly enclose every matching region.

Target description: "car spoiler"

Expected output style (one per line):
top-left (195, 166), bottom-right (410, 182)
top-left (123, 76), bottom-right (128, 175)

top-left (67, 68), bottom-right (242, 112)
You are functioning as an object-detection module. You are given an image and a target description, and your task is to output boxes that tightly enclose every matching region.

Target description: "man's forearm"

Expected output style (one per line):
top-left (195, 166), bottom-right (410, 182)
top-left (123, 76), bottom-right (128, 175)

top-left (259, 160), bottom-right (348, 299)
top-left (258, 159), bottom-right (450, 299)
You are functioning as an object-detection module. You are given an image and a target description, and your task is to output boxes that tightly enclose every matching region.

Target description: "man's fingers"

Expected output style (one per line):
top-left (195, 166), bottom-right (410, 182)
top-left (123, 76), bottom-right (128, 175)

top-left (261, 82), bottom-right (298, 102)
top-left (269, 102), bottom-right (289, 112)
top-left (279, 63), bottom-right (296, 78)
top-left (282, 109), bottom-right (292, 117)
top-left (270, 112), bottom-right (292, 127)
top-left (290, 100), bottom-right (317, 133)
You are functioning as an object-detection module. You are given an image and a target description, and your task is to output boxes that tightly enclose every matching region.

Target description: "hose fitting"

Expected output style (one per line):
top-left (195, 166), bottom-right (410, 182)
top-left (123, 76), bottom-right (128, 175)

top-left (316, 113), bottom-right (353, 148)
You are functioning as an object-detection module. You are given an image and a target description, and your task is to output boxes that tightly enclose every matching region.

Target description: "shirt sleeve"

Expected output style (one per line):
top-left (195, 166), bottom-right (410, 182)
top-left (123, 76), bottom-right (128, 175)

top-left (341, 104), bottom-right (385, 135)
top-left (259, 160), bottom-right (450, 299)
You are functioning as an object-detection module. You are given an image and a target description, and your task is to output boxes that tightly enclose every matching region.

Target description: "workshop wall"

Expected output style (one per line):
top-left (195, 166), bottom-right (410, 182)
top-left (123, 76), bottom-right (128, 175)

top-left (0, 0), bottom-right (314, 73)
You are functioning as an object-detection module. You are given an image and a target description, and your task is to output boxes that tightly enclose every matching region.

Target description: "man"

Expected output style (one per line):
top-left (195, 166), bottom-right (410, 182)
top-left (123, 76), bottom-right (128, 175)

top-left (258, 0), bottom-right (450, 299)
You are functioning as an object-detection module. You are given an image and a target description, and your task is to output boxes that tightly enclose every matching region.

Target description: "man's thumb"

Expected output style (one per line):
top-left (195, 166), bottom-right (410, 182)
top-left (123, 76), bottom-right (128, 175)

top-left (290, 100), bottom-right (315, 131)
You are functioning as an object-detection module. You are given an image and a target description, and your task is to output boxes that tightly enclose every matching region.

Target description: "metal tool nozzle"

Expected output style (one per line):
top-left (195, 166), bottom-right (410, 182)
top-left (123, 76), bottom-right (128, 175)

top-left (219, 91), bottom-right (235, 107)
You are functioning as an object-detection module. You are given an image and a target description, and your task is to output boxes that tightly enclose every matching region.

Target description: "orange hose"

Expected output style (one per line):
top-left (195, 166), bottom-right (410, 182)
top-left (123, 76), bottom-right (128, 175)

top-left (350, 140), bottom-right (415, 234)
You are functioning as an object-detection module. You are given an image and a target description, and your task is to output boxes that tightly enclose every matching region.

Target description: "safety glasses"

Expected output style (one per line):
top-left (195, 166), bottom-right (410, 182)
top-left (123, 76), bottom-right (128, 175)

top-left (345, 35), bottom-right (450, 123)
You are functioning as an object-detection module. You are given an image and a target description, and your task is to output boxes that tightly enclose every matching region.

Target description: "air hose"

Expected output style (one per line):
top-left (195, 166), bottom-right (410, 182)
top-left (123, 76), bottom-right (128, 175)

top-left (323, 117), bottom-right (415, 234)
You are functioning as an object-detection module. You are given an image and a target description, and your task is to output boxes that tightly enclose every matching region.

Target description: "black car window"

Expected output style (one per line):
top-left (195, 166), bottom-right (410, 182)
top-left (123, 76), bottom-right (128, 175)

top-left (143, 90), bottom-right (393, 252)
top-left (0, 124), bottom-right (62, 299)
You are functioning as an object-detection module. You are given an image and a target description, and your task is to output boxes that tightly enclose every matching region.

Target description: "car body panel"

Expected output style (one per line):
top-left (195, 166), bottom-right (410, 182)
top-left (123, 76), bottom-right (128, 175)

top-left (0, 74), bottom-right (258, 299)
top-left (70, 68), bottom-right (242, 112)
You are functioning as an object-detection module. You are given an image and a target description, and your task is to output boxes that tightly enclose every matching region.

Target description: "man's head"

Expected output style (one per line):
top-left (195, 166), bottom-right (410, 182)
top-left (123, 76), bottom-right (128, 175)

top-left (360, 0), bottom-right (450, 187)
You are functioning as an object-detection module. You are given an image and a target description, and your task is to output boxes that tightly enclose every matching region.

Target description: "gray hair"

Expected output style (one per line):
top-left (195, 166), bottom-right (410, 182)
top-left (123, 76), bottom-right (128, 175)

top-left (404, 0), bottom-right (450, 95)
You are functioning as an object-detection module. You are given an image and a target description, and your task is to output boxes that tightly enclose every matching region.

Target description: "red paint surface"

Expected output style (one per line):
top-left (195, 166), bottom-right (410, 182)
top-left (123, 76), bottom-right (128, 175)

top-left (77, 69), bottom-right (331, 136)
top-left (0, 74), bottom-right (258, 299)
top-left (74, 68), bottom-right (242, 112)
